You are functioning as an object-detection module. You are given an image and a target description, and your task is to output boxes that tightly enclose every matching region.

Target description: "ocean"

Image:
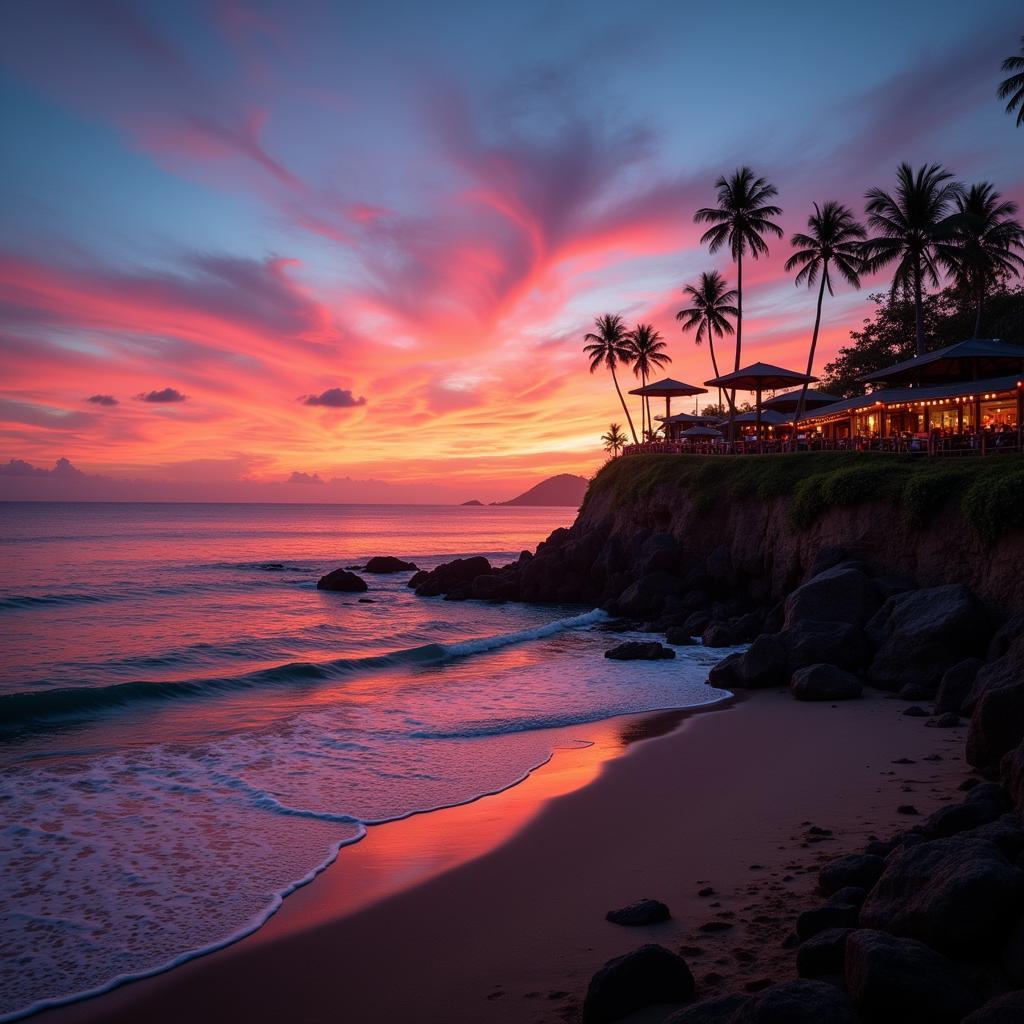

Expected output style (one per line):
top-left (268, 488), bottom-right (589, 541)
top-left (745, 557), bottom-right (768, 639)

top-left (0, 502), bottom-right (732, 1020)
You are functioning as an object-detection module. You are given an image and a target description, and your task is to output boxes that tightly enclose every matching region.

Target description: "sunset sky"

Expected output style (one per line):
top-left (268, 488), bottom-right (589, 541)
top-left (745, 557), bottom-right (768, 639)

top-left (1, 0), bottom-right (1021, 503)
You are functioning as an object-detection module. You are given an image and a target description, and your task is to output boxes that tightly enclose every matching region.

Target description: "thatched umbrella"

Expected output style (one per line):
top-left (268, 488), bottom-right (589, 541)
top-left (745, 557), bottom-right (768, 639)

top-left (629, 377), bottom-right (708, 425)
top-left (705, 363), bottom-right (817, 452)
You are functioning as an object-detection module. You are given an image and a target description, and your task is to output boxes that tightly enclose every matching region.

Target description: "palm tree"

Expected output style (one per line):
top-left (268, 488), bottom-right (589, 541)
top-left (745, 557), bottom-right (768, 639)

top-left (694, 167), bottom-right (782, 437)
top-left (626, 323), bottom-right (671, 437)
top-left (862, 163), bottom-right (964, 357)
top-left (999, 35), bottom-right (1024, 126)
top-left (676, 270), bottom-right (739, 414)
top-left (584, 313), bottom-right (638, 444)
top-left (601, 423), bottom-right (628, 457)
top-left (784, 201), bottom-right (866, 441)
top-left (940, 183), bottom-right (1024, 336)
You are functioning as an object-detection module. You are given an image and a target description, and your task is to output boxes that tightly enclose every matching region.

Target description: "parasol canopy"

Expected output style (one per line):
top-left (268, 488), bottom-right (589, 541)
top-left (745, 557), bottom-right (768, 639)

top-left (680, 425), bottom-right (723, 438)
top-left (629, 377), bottom-right (709, 420)
top-left (763, 388), bottom-right (842, 413)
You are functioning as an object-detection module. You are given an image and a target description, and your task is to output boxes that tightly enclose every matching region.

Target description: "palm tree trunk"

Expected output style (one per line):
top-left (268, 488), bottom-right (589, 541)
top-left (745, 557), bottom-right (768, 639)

top-left (706, 324), bottom-right (734, 417)
top-left (728, 251), bottom-right (743, 445)
top-left (913, 258), bottom-right (925, 357)
top-left (793, 272), bottom-right (827, 451)
top-left (974, 280), bottom-right (984, 338)
top-left (612, 368), bottom-right (638, 444)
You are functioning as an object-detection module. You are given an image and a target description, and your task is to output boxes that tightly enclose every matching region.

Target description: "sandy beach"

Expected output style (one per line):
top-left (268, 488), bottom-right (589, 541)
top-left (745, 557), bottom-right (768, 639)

top-left (43, 687), bottom-right (972, 1024)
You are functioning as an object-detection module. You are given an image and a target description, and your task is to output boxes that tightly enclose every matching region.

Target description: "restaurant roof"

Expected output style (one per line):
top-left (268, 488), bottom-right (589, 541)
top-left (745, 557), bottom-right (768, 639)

top-left (860, 339), bottom-right (1024, 386)
top-left (763, 387), bottom-right (842, 412)
top-left (804, 374), bottom-right (1023, 423)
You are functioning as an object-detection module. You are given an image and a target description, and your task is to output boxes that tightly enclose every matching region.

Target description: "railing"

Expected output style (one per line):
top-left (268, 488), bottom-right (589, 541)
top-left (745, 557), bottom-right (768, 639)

top-left (619, 433), bottom-right (1023, 457)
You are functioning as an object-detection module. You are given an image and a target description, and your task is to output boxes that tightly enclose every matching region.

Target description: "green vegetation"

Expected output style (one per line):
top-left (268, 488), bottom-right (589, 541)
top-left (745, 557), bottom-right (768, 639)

top-left (586, 453), bottom-right (1024, 541)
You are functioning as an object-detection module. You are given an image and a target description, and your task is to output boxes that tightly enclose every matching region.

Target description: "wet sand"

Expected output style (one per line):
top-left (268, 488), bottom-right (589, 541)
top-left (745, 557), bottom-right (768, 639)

top-left (43, 689), bottom-right (972, 1024)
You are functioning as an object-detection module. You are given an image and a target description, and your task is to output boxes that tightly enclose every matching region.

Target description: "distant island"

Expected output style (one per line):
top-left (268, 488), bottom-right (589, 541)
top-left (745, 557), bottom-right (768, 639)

top-left (493, 473), bottom-right (589, 507)
top-left (460, 499), bottom-right (484, 506)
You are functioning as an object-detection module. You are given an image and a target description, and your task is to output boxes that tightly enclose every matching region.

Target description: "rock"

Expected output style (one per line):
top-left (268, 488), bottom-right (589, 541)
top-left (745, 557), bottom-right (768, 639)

top-left (932, 712), bottom-right (961, 728)
top-left (967, 635), bottom-right (1024, 775)
top-left (963, 992), bottom-right (1024, 1024)
top-left (702, 622), bottom-right (740, 648)
top-left (962, 815), bottom-right (1024, 860)
top-left (936, 657), bottom-right (985, 716)
top-left (723, 634), bottom-right (788, 689)
top-left (818, 854), bottom-right (885, 895)
top-left (605, 899), bottom-right (671, 926)
top-left (665, 994), bottom-right (750, 1024)
top-left (903, 705), bottom-right (929, 717)
top-left (899, 680), bottom-right (938, 701)
top-left (922, 783), bottom-right (1011, 839)
top-left (784, 566), bottom-right (880, 629)
top-left (410, 555), bottom-right (492, 597)
top-left (897, 804), bottom-right (919, 815)
top-left (362, 556), bottom-right (418, 573)
top-left (796, 898), bottom-right (860, 940)
top-left (1002, 738), bottom-right (1024, 813)
top-left (707, 652), bottom-right (743, 688)
top-left (617, 571), bottom-right (687, 619)
top-left (866, 584), bottom-right (988, 691)
top-left (666, 627), bottom-right (698, 646)
top-left (796, 927), bottom-right (851, 978)
top-left (582, 944), bottom-right (695, 1023)
top-left (1001, 916), bottom-right (1024, 987)
top-left (727, 980), bottom-right (857, 1023)
top-left (783, 620), bottom-right (870, 673)
top-left (859, 837), bottom-right (1024, 956)
top-left (789, 663), bottom-right (862, 701)
top-left (605, 642), bottom-right (675, 661)
top-left (844, 929), bottom-right (981, 1023)
top-left (316, 568), bottom-right (368, 592)
top-left (684, 610), bottom-right (713, 635)
top-left (729, 610), bottom-right (765, 642)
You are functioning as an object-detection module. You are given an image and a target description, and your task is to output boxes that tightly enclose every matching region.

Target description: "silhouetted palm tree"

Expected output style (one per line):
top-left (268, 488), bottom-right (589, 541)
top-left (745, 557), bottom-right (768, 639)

top-left (626, 323), bottom-right (671, 436)
top-left (940, 183), bottom-right (1024, 336)
top-left (601, 423), bottom-right (628, 457)
top-left (862, 163), bottom-right (964, 357)
top-left (999, 36), bottom-right (1024, 126)
top-left (584, 314), bottom-right (638, 444)
top-left (694, 168), bottom-right (782, 437)
top-left (676, 270), bottom-right (739, 414)
top-left (785, 201), bottom-right (866, 440)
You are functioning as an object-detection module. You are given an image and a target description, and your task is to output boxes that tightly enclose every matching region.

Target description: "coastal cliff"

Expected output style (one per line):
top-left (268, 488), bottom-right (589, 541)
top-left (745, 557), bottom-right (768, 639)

top-left (416, 454), bottom-right (1024, 613)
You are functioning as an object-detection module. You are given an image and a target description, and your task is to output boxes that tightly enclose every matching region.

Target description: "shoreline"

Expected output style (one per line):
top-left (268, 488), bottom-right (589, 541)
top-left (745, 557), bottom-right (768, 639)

top-left (41, 687), bottom-right (972, 1024)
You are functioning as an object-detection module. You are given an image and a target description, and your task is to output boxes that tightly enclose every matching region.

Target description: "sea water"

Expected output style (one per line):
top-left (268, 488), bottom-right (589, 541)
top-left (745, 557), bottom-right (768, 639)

top-left (0, 502), bottom-right (732, 1019)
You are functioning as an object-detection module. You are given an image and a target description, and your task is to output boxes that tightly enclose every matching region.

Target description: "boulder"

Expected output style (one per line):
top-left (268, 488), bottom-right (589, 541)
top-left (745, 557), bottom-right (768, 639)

top-left (582, 944), bottom-right (695, 1023)
top-left (899, 680), bottom-right (938, 701)
top-left (935, 657), bottom-right (985, 716)
top-left (796, 927), bottom-right (851, 978)
top-left (963, 992), bottom-right (1024, 1024)
top-left (967, 634), bottom-right (1024, 775)
top-left (605, 898), bottom-right (671, 926)
top-left (362, 556), bottom-right (418, 573)
top-left (858, 837), bottom-right (1024, 956)
top-left (665, 994), bottom-right (750, 1024)
top-left (844, 929), bottom-right (981, 1023)
top-left (790, 663), bottom-right (862, 702)
top-left (702, 622), bottom-right (740, 648)
top-left (617, 571), bottom-right (687, 619)
top-left (666, 626), bottom-right (698, 646)
top-left (726, 980), bottom-right (857, 1023)
top-left (961, 815), bottom-right (1024, 860)
top-left (784, 566), bottom-right (880, 628)
top-left (783, 620), bottom-right (871, 673)
top-left (707, 652), bottom-right (743, 688)
top-left (726, 634), bottom-right (788, 689)
top-left (1001, 916), bottom-right (1024, 987)
top-left (796, 897), bottom-right (860, 940)
top-left (1002, 738), bottom-right (1024, 813)
top-left (316, 568), bottom-right (368, 592)
top-left (922, 783), bottom-right (1011, 839)
top-left (410, 556), bottom-right (493, 597)
top-left (605, 642), bottom-right (675, 661)
top-left (729, 610), bottom-right (765, 642)
top-left (866, 584), bottom-right (988, 691)
top-left (818, 854), bottom-right (885, 895)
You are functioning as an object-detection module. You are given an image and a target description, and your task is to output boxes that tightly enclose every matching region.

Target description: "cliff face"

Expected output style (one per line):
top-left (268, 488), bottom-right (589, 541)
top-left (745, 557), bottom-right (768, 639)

top-left (417, 456), bottom-right (1024, 615)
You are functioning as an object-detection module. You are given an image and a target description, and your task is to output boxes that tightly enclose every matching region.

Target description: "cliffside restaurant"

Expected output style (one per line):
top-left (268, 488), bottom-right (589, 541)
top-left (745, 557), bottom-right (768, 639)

top-left (799, 339), bottom-right (1024, 453)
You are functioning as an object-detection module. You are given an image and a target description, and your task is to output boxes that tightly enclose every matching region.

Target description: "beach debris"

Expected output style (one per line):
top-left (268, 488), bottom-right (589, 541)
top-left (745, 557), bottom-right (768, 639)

top-left (606, 898), bottom-right (671, 926)
top-left (697, 887), bottom-right (715, 898)
top-left (603, 641), bottom-right (675, 661)
top-left (896, 804), bottom-right (919, 815)
top-left (316, 568), bottom-right (368, 592)
top-left (582, 944), bottom-right (694, 1023)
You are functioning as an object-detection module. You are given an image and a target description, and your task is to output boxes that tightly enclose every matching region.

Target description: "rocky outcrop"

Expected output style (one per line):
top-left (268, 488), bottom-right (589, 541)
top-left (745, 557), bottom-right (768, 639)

top-left (407, 556), bottom-right (493, 598)
top-left (604, 641), bottom-right (675, 661)
top-left (605, 898), bottom-right (671, 926)
top-left (362, 556), bottom-right (418, 573)
top-left (789, 663), bottom-right (862, 701)
top-left (316, 568), bottom-right (368, 592)
top-left (667, 979), bottom-right (856, 1023)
